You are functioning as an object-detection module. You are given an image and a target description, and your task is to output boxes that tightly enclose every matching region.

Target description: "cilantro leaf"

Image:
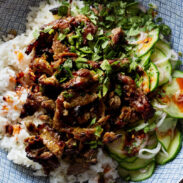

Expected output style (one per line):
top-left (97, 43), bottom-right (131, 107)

top-left (90, 117), bottom-right (97, 125)
top-left (95, 126), bottom-right (103, 138)
top-left (33, 29), bottom-right (40, 39)
top-left (100, 60), bottom-right (112, 74)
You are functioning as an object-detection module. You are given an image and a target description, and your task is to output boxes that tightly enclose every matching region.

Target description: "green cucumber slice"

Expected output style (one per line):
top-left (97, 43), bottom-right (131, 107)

top-left (119, 157), bottom-right (153, 170)
top-left (156, 129), bottom-right (182, 165)
top-left (151, 47), bottom-right (172, 86)
top-left (135, 28), bottom-right (159, 57)
top-left (155, 40), bottom-right (171, 56)
top-left (136, 70), bottom-right (150, 93)
top-left (156, 132), bottom-right (171, 151)
top-left (158, 77), bottom-right (183, 118)
top-left (140, 50), bottom-right (152, 68)
top-left (107, 131), bottom-right (126, 160)
top-left (155, 40), bottom-right (179, 70)
top-left (128, 120), bottom-right (149, 132)
top-left (147, 62), bottom-right (159, 91)
top-left (157, 118), bottom-right (177, 133)
top-left (173, 70), bottom-right (183, 78)
top-left (118, 162), bottom-right (155, 182)
top-left (121, 156), bottom-right (137, 163)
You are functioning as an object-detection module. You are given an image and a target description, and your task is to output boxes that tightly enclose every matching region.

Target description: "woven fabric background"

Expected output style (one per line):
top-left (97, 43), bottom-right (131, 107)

top-left (0, 0), bottom-right (183, 183)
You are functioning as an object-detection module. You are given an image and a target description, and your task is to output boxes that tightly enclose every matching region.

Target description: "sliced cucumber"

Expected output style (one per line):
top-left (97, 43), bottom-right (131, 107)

top-left (156, 118), bottom-right (177, 150)
top-left (147, 62), bottom-right (159, 91)
top-left (158, 77), bottom-right (183, 118)
top-left (119, 157), bottom-right (153, 170)
top-left (135, 28), bottom-right (159, 57)
top-left (155, 40), bottom-right (171, 56)
top-left (156, 129), bottom-right (182, 165)
top-left (118, 162), bottom-right (155, 182)
top-left (140, 50), bottom-right (152, 68)
top-left (128, 120), bottom-right (149, 132)
top-left (106, 131), bottom-right (126, 160)
top-left (156, 131), bottom-right (171, 151)
top-left (151, 47), bottom-right (172, 86)
top-left (136, 70), bottom-right (150, 93)
top-left (121, 156), bottom-right (137, 163)
top-left (157, 118), bottom-right (177, 133)
top-left (173, 70), bottom-right (183, 78)
top-left (155, 40), bottom-right (179, 70)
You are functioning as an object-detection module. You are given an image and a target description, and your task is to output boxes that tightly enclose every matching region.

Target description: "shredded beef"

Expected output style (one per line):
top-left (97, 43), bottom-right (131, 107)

top-left (25, 136), bottom-right (59, 174)
top-left (61, 69), bottom-right (97, 89)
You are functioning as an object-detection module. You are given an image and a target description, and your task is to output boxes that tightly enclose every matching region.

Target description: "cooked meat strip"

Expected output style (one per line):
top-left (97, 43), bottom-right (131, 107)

top-left (25, 121), bottom-right (38, 134)
top-left (5, 124), bottom-right (13, 136)
top-left (61, 128), bottom-right (99, 142)
top-left (102, 132), bottom-right (122, 144)
top-left (87, 60), bottom-right (101, 68)
top-left (118, 74), bottom-right (155, 121)
top-left (52, 33), bottom-right (67, 60)
top-left (31, 56), bottom-right (53, 76)
top-left (39, 74), bottom-right (59, 88)
top-left (110, 27), bottom-right (124, 45)
top-left (21, 92), bottom-right (55, 118)
top-left (25, 136), bottom-right (59, 174)
top-left (50, 16), bottom-right (75, 30)
top-left (25, 32), bottom-right (53, 56)
top-left (16, 69), bottom-right (36, 87)
top-left (61, 69), bottom-right (97, 89)
top-left (83, 149), bottom-right (97, 164)
top-left (53, 93), bottom-right (65, 130)
top-left (38, 124), bottom-right (65, 158)
top-left (108, 92), bottom-right (121, 110)
top-left (116, 106), bottom-right (140, 126)
top-left (66, 93), bottom-right (98, 108)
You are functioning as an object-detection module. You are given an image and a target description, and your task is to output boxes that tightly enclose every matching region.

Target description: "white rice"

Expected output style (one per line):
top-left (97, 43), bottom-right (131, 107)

top-left (0, 0), bottom-right (119, 182)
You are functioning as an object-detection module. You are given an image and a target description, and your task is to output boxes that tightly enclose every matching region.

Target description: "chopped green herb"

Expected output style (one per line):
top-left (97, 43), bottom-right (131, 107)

top-left (90, 117), bottom-right (97, 125)
top-left (63, 59), bottom-right (73, 69)
top-left (62, 91), bottom-right (73, 99)
top-left (33, 29), bottom-right (40, 39)
top-left (86, 33), bottom-right (94, 41)
top-left (103, 77), bottom-right (109, 96)
top-left (100, 60), bottom-right (112, 74)
top-left (58, 33), bottom-right (66, 41)
top-left (42, 26), bottom-right (53, 33)
top-left (115, 84), bottom-right (122, 96)
top-left (95, 126), bottom-right (103, 138)
top-left (75, 57), bottom-right (88, 62)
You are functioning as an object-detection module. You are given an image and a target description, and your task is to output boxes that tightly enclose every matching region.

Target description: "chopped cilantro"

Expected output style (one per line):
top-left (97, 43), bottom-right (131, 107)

top-left (33, 29), bottom-right (40, 39)
top-left (63, 59), bottom-right (73, 69)
top-left (86, 33), bottom-right (94, 41)
top-left (115, 84), bottom-right (122, 96)
top-left (103, 77), bottom-right (109, 96)
top-left (58, 33), bottom-right (66, 41)
top-left (42, 26), bottom-right (53, 33)
top-left (90, 117), bottom-right (97, 125)
top-left (62, 91), bottom-right (73, 99)
top-left (100, 60), bottom-right (112, 74)
top-left (95, 126), bottom-right (103, 138)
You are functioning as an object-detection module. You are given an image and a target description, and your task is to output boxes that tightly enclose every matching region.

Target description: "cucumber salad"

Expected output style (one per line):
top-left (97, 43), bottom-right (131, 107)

top-left (7, 0), bottom-right (182, 182)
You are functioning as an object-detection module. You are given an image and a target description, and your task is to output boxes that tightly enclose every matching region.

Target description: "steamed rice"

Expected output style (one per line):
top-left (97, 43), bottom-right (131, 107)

top-left (0, 1), bottom-right (119, 182)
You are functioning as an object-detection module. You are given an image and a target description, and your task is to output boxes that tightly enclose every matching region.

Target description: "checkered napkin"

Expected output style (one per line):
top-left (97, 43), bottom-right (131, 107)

top-left (0, 0), bottom-right (183, 182)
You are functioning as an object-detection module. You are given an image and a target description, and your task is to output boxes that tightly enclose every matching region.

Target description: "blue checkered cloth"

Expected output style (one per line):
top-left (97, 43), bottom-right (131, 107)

top-left (0, 0), bottom-right (183, 183)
